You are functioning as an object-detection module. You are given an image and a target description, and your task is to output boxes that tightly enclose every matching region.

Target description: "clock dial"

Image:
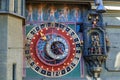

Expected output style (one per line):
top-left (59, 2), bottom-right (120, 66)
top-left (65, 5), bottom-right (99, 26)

top-left (25, 23), bottom-right (82, 77)
top-left (36, 33), bottom-right (69, 66)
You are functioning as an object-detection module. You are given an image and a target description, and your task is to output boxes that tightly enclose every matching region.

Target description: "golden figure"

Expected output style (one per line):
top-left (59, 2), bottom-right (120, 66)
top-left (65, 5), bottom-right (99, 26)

top-left (40, 32), bottom-right (47, 40)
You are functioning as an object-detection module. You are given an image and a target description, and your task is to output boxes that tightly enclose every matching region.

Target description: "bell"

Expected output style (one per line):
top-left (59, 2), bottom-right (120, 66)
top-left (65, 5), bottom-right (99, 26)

top-left (94, 0), bottom-right (100, 5)
top-left (96, 0), bottom-right (106, 13)
top-left (96, 4), bottom-right (106, 13)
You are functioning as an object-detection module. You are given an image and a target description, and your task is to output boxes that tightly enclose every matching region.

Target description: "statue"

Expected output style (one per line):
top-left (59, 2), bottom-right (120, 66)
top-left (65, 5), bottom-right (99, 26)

top-left (89, 34), bottom-right (102, 55)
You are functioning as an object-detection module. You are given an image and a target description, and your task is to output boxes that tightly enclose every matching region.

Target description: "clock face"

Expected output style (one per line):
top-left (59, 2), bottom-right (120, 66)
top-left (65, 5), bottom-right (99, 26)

top-left (25, 23), bottom-right (82, 77)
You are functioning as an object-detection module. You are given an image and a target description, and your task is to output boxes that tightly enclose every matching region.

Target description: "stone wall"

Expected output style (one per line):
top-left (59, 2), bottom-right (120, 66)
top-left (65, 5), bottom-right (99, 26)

top-left (7, 15), bottom-right (24, 80)
top-left (0, 14), bottom-right (8, 80)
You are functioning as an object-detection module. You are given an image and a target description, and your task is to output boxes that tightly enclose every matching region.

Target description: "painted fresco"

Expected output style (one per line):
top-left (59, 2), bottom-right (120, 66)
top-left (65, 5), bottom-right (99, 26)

top-left (25, 3), bottom-right (85, 36)
top-left (26, 4), bottom-right (83, 23)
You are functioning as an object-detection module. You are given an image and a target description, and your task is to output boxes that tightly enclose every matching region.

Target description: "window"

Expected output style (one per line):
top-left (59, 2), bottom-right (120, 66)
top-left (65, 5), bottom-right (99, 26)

top-left (13, 64), bottom-right (16, 80)
top-left (0, 0), bottom-right (8, 11)
top-left (0, 0), bottom-right (1, 10)
top-left (14, 0), bottom-right (18, 13)
top-left (21, 0), bottom-right (24, 16)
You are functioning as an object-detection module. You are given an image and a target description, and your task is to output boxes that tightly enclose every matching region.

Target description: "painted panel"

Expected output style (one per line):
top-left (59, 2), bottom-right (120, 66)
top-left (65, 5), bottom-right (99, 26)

top-left (25, 4), bottom-right (83, 23)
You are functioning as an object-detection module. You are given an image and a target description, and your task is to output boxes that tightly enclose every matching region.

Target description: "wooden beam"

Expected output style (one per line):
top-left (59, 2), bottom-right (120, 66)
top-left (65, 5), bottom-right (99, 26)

top-left (26, 0), bottom-right (120, 2)
top-left (26, 0), bottom-right (120, 5)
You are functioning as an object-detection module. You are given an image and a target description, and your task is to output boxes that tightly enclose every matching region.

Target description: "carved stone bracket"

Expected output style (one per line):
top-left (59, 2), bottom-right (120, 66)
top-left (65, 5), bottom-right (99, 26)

top-left (84, 55), bottom-right (107, 78)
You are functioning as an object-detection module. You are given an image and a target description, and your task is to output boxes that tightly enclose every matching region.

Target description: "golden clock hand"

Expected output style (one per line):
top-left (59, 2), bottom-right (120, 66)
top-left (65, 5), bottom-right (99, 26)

top-left (40, 32), bottom-right (47, 40)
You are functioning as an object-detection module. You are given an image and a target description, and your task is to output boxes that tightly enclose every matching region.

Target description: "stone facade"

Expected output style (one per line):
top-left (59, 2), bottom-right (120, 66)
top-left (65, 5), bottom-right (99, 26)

top-left (0, 0), bottom-right (24, 80)
top-left (7, 15), bottom-right (24, 80)
top-left (0, 14), bottom-right (24, 80)
top-left (0, 14), bottom-right (8, 80)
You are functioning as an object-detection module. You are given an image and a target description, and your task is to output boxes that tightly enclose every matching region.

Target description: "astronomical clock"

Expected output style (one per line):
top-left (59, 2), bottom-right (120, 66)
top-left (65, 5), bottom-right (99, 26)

top-left (25, 23), bottom-right (82, 77)
top-left (24, 2), bottom-right (86, 78)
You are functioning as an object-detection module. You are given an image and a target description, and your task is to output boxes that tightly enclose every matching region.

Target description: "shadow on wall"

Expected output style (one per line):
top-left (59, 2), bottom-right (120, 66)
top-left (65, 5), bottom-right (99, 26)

top-left (114, 52), bottom-right (120, 70)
